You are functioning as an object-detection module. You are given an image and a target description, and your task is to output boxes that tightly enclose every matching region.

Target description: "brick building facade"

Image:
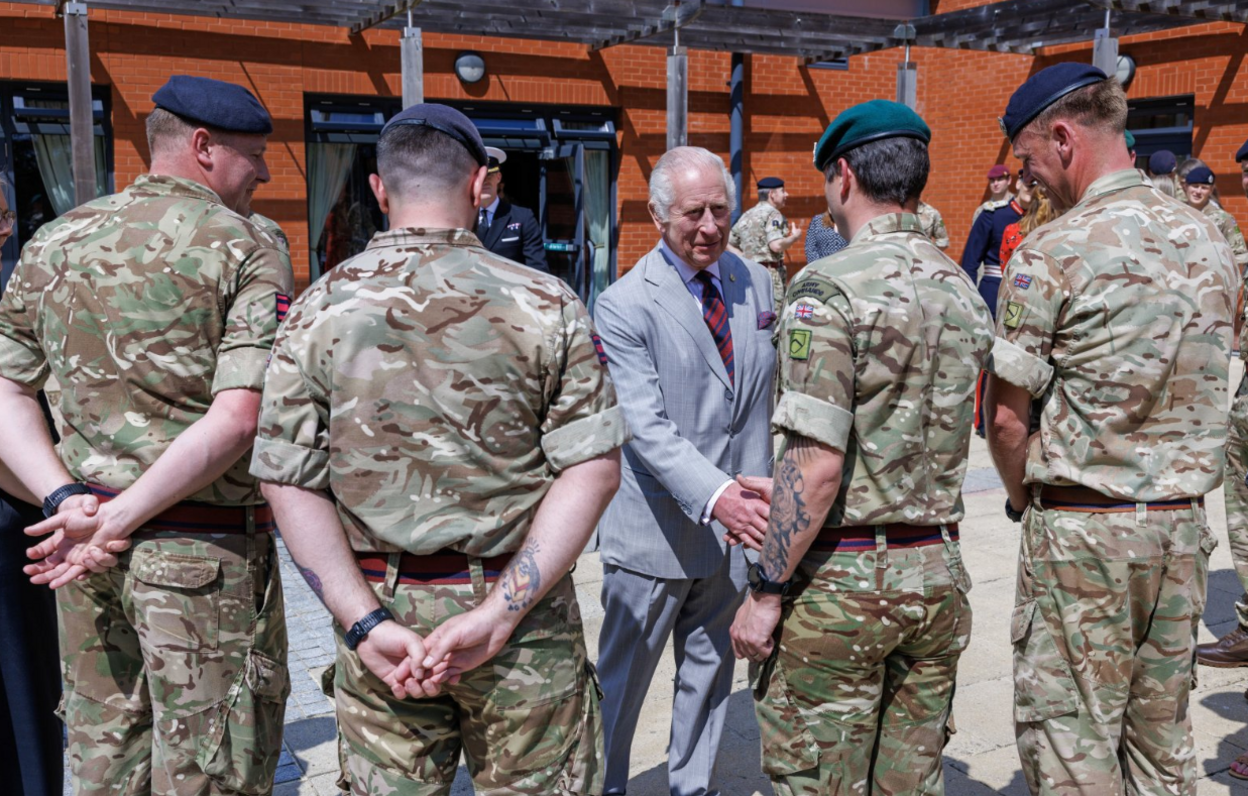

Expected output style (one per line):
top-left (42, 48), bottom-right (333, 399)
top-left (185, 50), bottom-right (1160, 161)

top-left (1, 1), bottom-right (1245, 293)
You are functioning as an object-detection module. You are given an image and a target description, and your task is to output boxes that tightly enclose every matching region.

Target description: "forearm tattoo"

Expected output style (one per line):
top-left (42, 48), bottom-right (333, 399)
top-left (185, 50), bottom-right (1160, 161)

top-left (761, 435), bottom-right (817, 581)
top-left (500, 541), bottom-right (542, 613)
top-left (297, 564), bottom-right (325, 601)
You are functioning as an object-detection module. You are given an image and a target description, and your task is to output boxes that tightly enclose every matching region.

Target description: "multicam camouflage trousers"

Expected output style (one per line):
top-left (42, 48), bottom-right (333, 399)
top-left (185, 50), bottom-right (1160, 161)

top-left (58, 528), bottom-right (289, 796)
top-left (1012, 498), bottom-right (1215, 796)
top-left (766, 261), bottom-right (787, 318)
top-left (331, 568), bottom-right (604, 796)
top-left (1224, 379), bottom-right (1248, 629)
top-left (754, 528), bottom-right (972, 796)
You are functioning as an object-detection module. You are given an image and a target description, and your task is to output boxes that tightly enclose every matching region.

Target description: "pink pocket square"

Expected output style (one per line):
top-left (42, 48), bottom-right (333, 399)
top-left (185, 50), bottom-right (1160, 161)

top-left (758, 311), bottom-right (777, 329)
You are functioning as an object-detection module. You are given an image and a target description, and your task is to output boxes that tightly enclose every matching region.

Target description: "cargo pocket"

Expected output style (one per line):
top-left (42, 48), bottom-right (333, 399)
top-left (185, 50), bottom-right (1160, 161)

top-left (129, 550), bottom-right (221, 651)
top-left (556, 662), bottom-right (606, 794)
top-left (198, 650), bottom-right (291, 795)
top-left (1011, 599), bottom-right (1078, 723)
top-left (753, 653), bottom-right (821, 777)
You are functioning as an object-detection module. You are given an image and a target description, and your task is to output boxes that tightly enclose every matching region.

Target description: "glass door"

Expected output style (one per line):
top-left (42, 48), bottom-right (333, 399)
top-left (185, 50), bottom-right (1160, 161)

top-left (541, 142), bottom-right (585, 298)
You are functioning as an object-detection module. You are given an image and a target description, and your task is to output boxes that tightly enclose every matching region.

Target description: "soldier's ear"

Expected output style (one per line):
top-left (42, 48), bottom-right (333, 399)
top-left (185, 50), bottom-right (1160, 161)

top-left (368, 173), bottom-right (390, 215)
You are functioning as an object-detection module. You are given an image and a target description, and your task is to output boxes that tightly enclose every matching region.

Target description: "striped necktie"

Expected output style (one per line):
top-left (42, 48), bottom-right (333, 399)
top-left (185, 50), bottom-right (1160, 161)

top-left (694, 271), bottom-right (733, 386)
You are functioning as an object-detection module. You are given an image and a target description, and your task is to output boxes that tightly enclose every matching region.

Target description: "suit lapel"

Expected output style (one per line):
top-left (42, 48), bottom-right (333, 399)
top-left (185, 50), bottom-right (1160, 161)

top-left (646, 247), bottom-right (732, 391)
top-left (484, 201), bottom-right (510, 249)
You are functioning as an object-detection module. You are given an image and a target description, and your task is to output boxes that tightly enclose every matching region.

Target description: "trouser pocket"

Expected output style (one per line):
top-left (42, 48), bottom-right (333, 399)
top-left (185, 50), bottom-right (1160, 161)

top-left (1011, 599), bottom-right (1079, 723)
top-left (197, 650), bottom-right (291, 795)
top-left (754, 652), bottom-right (821, 777)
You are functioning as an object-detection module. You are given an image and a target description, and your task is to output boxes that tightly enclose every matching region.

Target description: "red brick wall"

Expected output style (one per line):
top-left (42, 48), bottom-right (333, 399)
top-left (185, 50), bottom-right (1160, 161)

top-left (2, 3), bottom-right (1246, 290)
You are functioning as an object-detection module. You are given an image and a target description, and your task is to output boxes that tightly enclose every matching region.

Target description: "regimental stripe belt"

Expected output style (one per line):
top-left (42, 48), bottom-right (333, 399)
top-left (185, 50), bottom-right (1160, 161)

top-left (86, 484), bottom-right (275, 534)
top-left (1038, 485), bottom-right (1204, 513)
top-left (354, 550), bottom-right (514, 585)
top-left (810, 522), bottom-right (958, 553)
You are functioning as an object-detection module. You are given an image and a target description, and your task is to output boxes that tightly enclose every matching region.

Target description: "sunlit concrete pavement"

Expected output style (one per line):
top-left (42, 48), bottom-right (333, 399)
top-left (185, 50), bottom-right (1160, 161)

top-left (66, 368), bottom-right (1248, 796)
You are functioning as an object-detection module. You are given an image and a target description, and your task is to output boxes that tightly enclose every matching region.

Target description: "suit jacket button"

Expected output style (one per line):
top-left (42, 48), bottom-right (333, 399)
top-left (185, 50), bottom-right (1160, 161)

top-left (724, 388), bottom-right (733, 400)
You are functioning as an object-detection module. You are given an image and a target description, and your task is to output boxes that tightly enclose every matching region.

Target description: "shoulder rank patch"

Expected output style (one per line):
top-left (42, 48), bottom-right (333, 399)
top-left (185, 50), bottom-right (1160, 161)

top-left (789, 329), bottom-right (812, 360)
top-left (591, 333), bottom-right (609, 366)
top-left (770, 218), bottom-right (782, 229)
top-left (1004, 301), bottom-right (1024, 329)
top-left (788, 275), bottom-right (836, 304)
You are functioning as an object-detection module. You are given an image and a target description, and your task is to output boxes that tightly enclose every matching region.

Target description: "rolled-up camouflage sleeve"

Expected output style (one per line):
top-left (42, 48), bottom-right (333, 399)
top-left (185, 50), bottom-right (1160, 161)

top-left (214, 245), bottom-right (295, 395)
top-left (540, 294), bottom-right (630, 472)
top-left (0, 258), bottom-right (49, 388)
top-left (249, 294), bottom-right (332, 489)
top-left (987, 247), bottom-right (1064, 397)
top-left (772, 284), bottom-right (856, 452)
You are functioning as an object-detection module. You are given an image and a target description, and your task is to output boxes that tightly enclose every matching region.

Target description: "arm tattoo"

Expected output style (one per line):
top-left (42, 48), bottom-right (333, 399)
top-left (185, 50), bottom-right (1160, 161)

top-left (761, 435), bottom-right (817, 581)
top-left (500, 541), bottom-right (542, 613)
top-left (297, 565), bottom-right (325, 601)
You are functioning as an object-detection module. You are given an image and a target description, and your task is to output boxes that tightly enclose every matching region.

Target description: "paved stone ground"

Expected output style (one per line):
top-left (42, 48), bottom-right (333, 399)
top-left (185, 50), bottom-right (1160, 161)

top-left (61, 367), bottom-right (1248, 795)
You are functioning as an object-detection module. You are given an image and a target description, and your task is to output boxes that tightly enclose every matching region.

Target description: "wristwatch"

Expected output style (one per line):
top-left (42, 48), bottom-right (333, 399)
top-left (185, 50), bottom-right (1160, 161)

top-left (42, 482), bottom-right (92, 519)
top-left (747, 562), bottom-right (791, 597)
top-left (1005, 498), bottom-right (1025, 523)
top-left (344, 607), bottom-right (395, 651)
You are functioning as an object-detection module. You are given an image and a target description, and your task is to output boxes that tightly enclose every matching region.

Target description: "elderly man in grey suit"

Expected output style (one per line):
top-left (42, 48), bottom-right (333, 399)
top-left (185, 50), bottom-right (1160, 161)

top-left (592, 146), bottom-right (777, 796)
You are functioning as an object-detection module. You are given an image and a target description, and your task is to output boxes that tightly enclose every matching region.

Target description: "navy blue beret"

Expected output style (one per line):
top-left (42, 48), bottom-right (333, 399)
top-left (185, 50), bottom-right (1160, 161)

top-left (152, 75), bottom-right (272, 135)
top-left (814, 100), bottom-right (930, 172)
top-left (1185, 166), bottom-right (1215, 185)
top-left (382, 103), bottom-right (488, 167)
top-left (1237, 139), bottom-right (1248, 163)
top-left (1148, 150), bottom-right (1176, 175)
top-left (999, 63), bottom-right (1108, 141)
top-left (757, 177), bottom-right (784, 189)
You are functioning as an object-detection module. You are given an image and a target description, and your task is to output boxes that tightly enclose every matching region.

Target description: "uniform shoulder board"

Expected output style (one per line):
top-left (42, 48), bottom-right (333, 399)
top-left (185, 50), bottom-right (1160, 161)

top-left (788, 274), bottom-right (838, 304)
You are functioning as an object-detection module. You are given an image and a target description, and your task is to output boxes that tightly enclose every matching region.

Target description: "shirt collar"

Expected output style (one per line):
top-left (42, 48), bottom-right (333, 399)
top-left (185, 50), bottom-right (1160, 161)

top-left (365, 227), bottom-right (480, 250)
top-left (485, 197), bottom-right (501, 215)
top-left (850, 212), bottom-right (924, 244)
top-left (1077, 168), bottom-right (1145, 206)
top-left (133, 173), bottom-right (225, 206)
top-left (659, 238), bottom-right (722, 284)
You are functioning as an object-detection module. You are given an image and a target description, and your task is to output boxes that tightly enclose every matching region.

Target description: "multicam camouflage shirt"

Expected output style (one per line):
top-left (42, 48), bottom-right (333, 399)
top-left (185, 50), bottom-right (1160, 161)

top-left (990, 169), bottom-right (1236, 501)
top-left (249, 228), bottom-right (629, 557)
top-left (917, 200), bottom-right (950, 249)
top-left (0, 174), bottom-right (293, 505)
top-left (730, 201), bottom-right (786, 264)
top-left (1201, 201), bottom-right (1248, 273)
top-left (775, 213), bottom-right (993, 527)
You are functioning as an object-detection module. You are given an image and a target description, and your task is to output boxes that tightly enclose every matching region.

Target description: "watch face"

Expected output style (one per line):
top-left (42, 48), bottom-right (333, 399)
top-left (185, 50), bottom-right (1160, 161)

top-left (747, 562), bottom-right (761, 588)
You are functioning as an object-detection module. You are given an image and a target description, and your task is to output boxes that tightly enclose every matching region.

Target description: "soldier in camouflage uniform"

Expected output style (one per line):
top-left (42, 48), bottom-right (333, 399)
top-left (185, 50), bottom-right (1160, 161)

top-left (1183, 165), bottom-right (1248, 272)
top-left (249, 212), bottom-right (290, 255)
top-left (916, 199), bottom-right (950, 248)
top-left (731, 99), bottom-right (992, 796)
top-left (729, 176), bottom-right (802, 315)
top-left (0, 75), bottom-right (292, 795)
top-left (986, 64), bottom-right (1236, 795)
top-left (1197, 142), bottom-right (1248, 673)
top-left (250, 104), bottom-right (627, 796)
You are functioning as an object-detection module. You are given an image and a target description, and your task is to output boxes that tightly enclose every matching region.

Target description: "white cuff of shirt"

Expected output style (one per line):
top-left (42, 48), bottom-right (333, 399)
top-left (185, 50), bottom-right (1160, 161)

top-left (701, 479), bottom-right (735, 525)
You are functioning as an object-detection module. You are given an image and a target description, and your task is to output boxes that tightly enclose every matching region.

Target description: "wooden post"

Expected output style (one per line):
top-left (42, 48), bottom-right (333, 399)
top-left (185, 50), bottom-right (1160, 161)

top-left (667, 45), bottom-right (687, 151)
top-left (64, 1), bottom-right (97, 207)
top-left (401, 25), bottom-right (424, 108)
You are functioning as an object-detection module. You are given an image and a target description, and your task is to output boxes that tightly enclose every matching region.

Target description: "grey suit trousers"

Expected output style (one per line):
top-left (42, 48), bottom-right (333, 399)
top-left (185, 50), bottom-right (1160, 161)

top-left (598, 549), bottom-right (747, 796)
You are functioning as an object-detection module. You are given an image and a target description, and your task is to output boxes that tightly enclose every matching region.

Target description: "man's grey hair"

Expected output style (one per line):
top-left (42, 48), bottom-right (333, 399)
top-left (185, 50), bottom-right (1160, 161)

top-left (649, 147), bottom-right (736, 218)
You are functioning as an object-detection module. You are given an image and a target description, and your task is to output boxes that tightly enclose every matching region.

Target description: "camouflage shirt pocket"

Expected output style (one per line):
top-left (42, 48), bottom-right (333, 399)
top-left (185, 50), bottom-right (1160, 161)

top-left (1010, 599), bottom-right (1079, 723)
top-left (129, 550), bottom-right (222, 652)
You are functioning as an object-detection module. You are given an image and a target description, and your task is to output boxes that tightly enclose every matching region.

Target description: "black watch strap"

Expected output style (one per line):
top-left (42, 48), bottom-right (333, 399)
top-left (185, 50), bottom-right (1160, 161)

top-left (43, 482), bottom-right (92, 519)
top-left (344, 607), bottom-right (395, 651)
top-left (748, 562), bottom-right (791, 596)
top-left (1005, 498), bottom-right (1025, 523)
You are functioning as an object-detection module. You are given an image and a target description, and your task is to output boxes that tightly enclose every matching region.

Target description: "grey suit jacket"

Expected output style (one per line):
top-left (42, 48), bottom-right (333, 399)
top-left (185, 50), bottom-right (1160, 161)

top-left (593, 245), bottom-right (777, 580)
